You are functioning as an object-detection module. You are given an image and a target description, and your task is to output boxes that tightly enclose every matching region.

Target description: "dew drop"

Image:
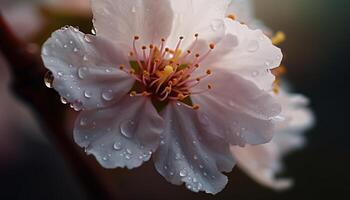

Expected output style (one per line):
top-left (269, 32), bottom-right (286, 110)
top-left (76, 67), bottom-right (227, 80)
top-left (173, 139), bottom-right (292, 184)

top-left (193, 155), bottom-right (198, 160)
top-left (84, 35), bottom-right (92, 43)
top-left (102, 89), bottom-right (114, 101)
top-left (57, 71), bottom-right (63, 76)
top-left (126, 148), bottom-right (132, 154)
top-left (69, 40), bottom-right (73, 44)
top-left (63, 44), bottom-right (68, 48)
top-left (83, 55), bottom-right (88, 61)
top-left (44, 71), bottom-right (54, 88)
top-left (80, 118), bottom-right (87, 126)
top-left (247, 40), bottom-right (259, 52)
top-left (84, 90), bottom-right (92, 98)
top-left (60, 96), bottom-right (68, 104)
top-left (125, 155), bottom-right (131, 160)
top-left (251, 70), bottom-right (259, 77)
top-left (102, 157), bottom-right (108, 161)
top-left (72, 100), bottom-right (83, 111)
top-left (73, 48), bottom-right (78, 52)
top-left (160, 140), bottom-right (166, 145)
top-left (120, 120), bottom-right (135, 138)
top-left (91, 28), bottom-right (96, 35)
top-left (179, 169), bottom-right (187, 177)
top-left (78, 67), bottom-right (89, 79)
top-left (113, 142), bottom-right (122, 151)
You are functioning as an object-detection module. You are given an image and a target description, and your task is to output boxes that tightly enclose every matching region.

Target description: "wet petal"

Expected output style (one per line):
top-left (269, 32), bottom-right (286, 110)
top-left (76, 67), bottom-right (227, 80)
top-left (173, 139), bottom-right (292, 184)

top-left (154, 103), bottom-right (235, 194)
top-left (166, 0), bottom-right (231, 49)
top-left (192, 69), bottom-right (281, 145)
top-left (42, 26), bottom-right (134, 110)
top-left (74, 96), bottom-right (163, 169)
top-left (91, 0), bottom-right (173, 47)
top-left (202, 20), bottom-right (282, 90)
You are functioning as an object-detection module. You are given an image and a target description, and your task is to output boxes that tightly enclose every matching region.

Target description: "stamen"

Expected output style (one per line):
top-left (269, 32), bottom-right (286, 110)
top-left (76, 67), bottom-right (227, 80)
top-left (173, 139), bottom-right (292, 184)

top-left (227, 14), bottom-right (236, 20)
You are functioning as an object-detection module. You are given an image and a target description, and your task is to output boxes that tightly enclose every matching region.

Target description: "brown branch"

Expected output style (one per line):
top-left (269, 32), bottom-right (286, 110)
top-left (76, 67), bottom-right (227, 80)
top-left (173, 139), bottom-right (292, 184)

top-left (0, 13), bottom-right (118, 200)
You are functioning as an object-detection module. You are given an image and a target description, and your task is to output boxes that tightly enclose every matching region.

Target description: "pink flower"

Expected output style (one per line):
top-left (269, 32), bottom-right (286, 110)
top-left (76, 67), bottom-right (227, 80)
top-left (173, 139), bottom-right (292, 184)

top-left (42, 0), bottom-right (282, 194)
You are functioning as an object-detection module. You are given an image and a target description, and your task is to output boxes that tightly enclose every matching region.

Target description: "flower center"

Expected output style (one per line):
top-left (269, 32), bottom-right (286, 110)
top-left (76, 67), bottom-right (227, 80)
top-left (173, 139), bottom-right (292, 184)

top-left (120, 34), bottom-right (214, 111)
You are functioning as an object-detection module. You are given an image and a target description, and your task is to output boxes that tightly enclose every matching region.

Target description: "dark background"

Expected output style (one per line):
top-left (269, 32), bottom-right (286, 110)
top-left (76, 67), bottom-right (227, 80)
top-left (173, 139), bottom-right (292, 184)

top-left (0, 0), bottom-right (349, 199)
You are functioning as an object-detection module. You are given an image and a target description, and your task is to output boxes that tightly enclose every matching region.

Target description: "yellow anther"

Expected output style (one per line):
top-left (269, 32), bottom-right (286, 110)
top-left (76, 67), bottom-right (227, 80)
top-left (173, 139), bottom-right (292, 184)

top-left (192, 104), bottom-right (200, 110)
top-left (156, 65), bottom-right (174, 84)
top-left (227, 14), bottom-right (236, 20)
top-left (165, 87), bottom-right (172, 93)
top-left (272, 31), bottom-right (286, 45)
top-left (130, 91), bottom-right (137, 96)
top-left (129, 68), bottom-right (135, 74)
top-left (177, 93), bottom-right (186, 100)
top-left (143, 70), bottom-right (150, 77)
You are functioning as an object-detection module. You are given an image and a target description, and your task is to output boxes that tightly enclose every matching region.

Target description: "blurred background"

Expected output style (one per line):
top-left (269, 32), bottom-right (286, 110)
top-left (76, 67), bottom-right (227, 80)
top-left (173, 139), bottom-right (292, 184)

top-left (0, 0), bottom-right (349, 199)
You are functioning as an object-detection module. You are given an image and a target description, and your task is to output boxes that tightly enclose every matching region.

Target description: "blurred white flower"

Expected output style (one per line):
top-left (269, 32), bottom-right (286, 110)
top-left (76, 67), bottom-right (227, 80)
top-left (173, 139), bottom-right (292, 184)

top-left (231, 89), bottom-right (314, 190)
top-left (227, 0), bottom-right (314, 190)
top-left (42, 0), bottom-right (283, 194)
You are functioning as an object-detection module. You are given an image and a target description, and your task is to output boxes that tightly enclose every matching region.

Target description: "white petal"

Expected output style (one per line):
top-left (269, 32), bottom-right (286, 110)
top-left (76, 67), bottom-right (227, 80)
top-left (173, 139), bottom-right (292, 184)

top-left (192, 69), bottom-right (281, 145)
top-left (166, 0), bottom-right (231, 49)
top-left (91, 0), bottom-right (173, 47)
top-left (226, 0), bottom-right (271, 34)
top-left (154, 103), bottom-right (235, 194)
top-left (42, 26), bottom-right (134, 110)
top-left (74, 96), bottom-right (163, 169)
top-left (231, 144), bottom-right (293, 190)
top-left (202, 20), bottom-right (282, 90)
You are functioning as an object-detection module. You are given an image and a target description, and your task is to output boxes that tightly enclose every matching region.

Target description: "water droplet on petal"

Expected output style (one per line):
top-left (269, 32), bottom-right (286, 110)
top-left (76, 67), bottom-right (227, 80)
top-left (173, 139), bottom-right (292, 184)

top-left (179, 169), bottom-right (187, 177)
top-left (57, 71), bottom-right (63, 76)
top-left (269, 115), bottom-right (285, 123)
top-left (102, 89), bottom-right (114, 101)
top-left (120, 120), bottom-right (135, 138)
top-left (63, 44), bottom-right (68, 48)
top-left (91, 28), bottom-right (96, 35)
top-left (72, 100), bottom-right (83, 111)
top-left (60, 96), bottom-right (68, 104)
top-left (80, 118), bottom-right (87, 126)
top-left (84, 35), bottom-right (92, 43)
top-left (113, 142), bottom-right (122, 151)
top-left (73, 48), bottom-right (78, 52)
top-left (102, 157), bottom-right (108, 161)
top-left (247, 40), bottom-right (259, 52)
top-left (210, 20), bottom-right (222, 31)
top-left (126, 148), bottom-right (132, 154)
top-left (84, 90), bottom-right (92, 98)
top-left (44, 71), bottom-right (54, 88)
top-left (78, 67), bottom-right (89, 79)
top-left (83, 55), bottom-right (88, 61)
top-left (251, 70), bottom-right (259, 77)
top-left (193, 155), bottom-right (198, 160)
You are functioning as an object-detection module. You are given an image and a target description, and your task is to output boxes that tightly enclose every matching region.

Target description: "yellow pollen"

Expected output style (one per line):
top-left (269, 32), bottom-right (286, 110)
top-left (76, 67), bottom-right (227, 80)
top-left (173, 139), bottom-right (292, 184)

top-left (192, 104), bottom-right (200, 110)
top-left (130, 91), bottom-right (137, 97)
top-left (227, 14), bottom-right (236, 20)
top-left (272, 31), bottom-right (286, 45)
top-left (156, 65), bottom-right (174, 84)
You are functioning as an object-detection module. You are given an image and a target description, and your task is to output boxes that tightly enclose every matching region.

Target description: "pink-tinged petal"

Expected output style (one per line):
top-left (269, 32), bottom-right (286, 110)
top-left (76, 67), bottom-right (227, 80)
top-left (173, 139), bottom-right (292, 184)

top-left (154, 103), bottom-right (235, 194)
top-left (42, 26), bottom-right (134, 110)
top-left (225, 0), bottom-right (272, 34)
top-left (91, 0), bottom-right (173, 47)
top-left (202, 20), bottom-right (282, 90)
top-left (192, 69), bottom-right (281, 145)
top-left (74, 96), bottom-right (163, 169)
top-left (231, 144), bottom-right (293, 190)
top-left (166, 0), bottom-right (231, 49)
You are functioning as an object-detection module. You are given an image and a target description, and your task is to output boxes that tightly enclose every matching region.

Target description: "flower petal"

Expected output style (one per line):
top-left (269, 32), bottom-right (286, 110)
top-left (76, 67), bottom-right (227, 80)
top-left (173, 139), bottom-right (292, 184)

top-left (192, 69), bottom-right (281, 145)
top-left (166, 0), bottom-right (231, 49)
top-left (231, 144), bottom-right (293, 190)
top-left (42, 26), bottom-right (134, 110)
top-left (91, 0), bottom-right (174, 47)
top-left (74, 96), bottom-right (163, 169)
top-left (154, 103), bottom-right (235, 194)
top-left (201, 20), bottom-right (282, 90)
